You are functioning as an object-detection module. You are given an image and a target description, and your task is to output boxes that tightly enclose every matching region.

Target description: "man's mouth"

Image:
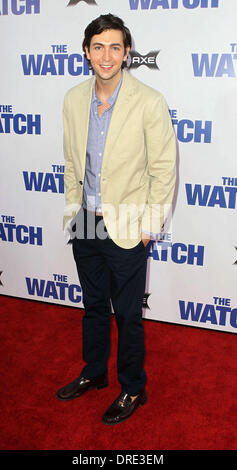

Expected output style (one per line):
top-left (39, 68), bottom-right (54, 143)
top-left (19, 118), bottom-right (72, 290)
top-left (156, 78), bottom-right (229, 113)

top-left (100, 65), bottom-right (113, 70)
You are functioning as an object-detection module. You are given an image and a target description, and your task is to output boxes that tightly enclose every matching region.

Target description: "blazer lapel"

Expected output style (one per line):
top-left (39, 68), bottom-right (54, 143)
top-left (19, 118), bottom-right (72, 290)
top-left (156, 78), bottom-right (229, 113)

top-left (102, 71), bottom-right (137, 167)
top-left (77, 76), bottom-right (95, 172)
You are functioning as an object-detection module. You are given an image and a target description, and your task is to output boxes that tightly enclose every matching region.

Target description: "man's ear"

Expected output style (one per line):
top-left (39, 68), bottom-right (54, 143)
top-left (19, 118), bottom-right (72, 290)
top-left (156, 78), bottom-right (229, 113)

top-left (124, 46), bottom-right (130, 62)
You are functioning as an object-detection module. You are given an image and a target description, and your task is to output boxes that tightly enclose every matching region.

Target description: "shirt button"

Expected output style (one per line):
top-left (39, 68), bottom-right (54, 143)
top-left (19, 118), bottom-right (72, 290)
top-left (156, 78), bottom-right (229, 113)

top-left (99, 153), bottom-right (102, 156)
top-left (98, 173), bottom-right (101, 176)
top-left (101, 131), bottom-right (104, 135)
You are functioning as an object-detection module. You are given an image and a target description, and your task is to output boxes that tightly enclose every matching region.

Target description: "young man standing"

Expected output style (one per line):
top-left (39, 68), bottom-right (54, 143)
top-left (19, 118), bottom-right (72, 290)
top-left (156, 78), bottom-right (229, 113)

top-left (56, 14), bottom-right (176, 425)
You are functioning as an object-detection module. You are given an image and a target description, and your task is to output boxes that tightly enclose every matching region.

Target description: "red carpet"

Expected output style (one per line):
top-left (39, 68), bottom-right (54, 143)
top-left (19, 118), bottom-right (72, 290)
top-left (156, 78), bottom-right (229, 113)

top-left (0, 295), bottom-right (236, 451)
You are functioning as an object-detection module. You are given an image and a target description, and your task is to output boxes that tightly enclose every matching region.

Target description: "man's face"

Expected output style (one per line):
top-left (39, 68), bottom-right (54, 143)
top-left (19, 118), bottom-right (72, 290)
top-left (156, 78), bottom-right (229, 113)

top-left (85, 29), bottom-right (130, 83)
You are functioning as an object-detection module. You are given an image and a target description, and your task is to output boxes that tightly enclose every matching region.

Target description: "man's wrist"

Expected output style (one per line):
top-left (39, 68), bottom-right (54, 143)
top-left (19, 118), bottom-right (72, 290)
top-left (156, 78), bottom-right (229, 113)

top-left (141, 232), bottom-right (151, 246)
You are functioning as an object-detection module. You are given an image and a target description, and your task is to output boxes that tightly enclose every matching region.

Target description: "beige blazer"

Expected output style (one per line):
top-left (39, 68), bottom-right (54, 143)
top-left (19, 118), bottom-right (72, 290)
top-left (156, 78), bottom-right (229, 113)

top-left (63, 70), bottom-right (176, 248)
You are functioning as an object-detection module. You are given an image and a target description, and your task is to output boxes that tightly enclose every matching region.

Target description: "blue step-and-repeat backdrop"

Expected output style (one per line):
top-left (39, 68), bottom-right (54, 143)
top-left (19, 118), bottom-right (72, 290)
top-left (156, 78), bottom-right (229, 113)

top-left (1, 0), bottom-right (237, 334)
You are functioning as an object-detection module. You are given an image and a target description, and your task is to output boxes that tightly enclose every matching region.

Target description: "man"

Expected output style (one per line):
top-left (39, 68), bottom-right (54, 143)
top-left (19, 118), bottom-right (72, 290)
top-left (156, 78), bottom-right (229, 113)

top-left (56, 14), bottom-right (176, 425)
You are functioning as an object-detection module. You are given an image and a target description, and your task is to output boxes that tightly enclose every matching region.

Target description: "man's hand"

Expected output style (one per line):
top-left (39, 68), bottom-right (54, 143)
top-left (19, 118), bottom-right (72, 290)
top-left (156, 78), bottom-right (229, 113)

top-left (141, 232), bottom-right (151, 247)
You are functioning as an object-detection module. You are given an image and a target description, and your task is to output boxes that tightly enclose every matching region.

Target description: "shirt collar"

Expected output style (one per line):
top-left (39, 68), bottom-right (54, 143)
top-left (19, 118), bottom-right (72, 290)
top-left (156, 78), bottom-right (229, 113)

top-left (92, 72), bottom-right (123, 106)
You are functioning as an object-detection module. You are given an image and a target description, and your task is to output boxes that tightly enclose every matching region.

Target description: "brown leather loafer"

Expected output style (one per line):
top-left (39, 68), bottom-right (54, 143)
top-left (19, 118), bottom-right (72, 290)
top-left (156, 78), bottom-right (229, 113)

top-left (102, 389), bottom-right (147, 425)
top-left (56, 373), bottom-right (108, 401)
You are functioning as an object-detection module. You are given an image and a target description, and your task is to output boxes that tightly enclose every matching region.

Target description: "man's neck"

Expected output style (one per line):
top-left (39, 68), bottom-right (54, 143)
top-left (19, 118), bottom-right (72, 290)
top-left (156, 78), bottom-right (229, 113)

top-left (95, 70), bottom-right (122, 103)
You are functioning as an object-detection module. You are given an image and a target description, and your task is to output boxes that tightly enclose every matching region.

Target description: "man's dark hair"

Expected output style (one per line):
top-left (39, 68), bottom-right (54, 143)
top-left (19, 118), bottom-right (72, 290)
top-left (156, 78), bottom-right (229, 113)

top-left (82, 14), bottom-right (132, 69)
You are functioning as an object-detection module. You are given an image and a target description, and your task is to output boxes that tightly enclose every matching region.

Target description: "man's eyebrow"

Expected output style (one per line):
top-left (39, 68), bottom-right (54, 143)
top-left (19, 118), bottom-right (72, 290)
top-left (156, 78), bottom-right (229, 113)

top-left (91, 42), bottom-right (123, 47)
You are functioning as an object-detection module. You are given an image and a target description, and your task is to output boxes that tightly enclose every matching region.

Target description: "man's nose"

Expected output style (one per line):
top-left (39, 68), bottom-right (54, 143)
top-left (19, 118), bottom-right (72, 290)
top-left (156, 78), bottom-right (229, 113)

top-left (103, 47), bottom-right (111, 62)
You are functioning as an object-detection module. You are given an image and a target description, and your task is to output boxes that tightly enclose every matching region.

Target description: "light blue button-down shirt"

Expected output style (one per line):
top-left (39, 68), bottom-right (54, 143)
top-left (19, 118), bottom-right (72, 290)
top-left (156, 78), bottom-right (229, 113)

top-left (82, 75), bottom-right (122, 212)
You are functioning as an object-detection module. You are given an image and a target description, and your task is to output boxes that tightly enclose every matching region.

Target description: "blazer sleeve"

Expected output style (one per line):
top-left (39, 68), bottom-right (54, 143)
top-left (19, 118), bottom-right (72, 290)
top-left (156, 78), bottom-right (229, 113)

top-left (141, 93), bottom-right (176, 236)
top-left (63, 94), bottom-right (81, 232)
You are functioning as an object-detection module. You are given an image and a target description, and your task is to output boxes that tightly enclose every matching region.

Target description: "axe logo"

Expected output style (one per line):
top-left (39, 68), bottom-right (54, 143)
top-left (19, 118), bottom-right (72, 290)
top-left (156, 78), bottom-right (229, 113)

top-left (234, 246), bottom-right (237, 265)
top-left (67, 0), bottom-right (97, 5)
top-left (143, 293), bottom-right (151, 309)
top-left (128, 50), bottom-right (160, 69)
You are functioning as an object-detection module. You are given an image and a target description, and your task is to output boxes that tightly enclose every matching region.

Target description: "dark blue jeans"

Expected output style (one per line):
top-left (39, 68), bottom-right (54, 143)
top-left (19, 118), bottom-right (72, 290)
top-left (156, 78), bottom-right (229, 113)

top-left (72, 209), bottom-right (148, 396)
